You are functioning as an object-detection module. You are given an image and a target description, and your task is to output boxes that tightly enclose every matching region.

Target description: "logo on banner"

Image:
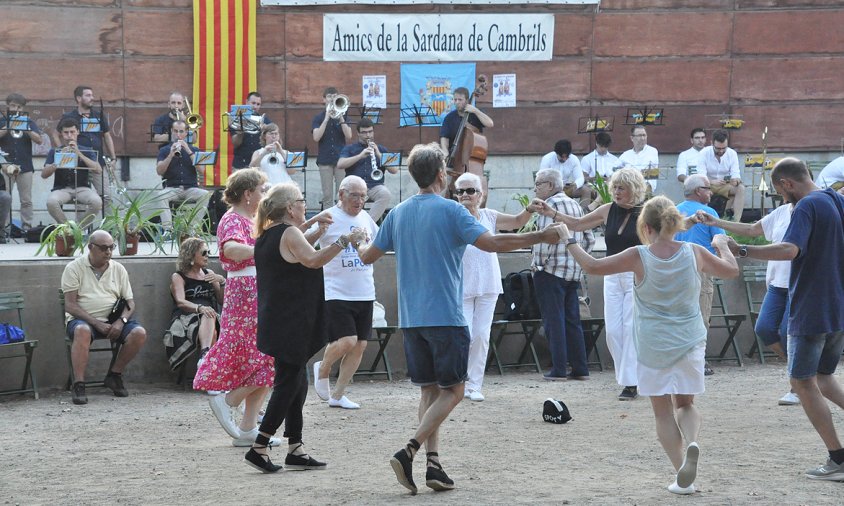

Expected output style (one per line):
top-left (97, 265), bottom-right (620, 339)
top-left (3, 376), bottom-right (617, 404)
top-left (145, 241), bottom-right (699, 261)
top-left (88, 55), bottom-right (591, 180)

top-left (400, 63), bottom-right (476, 126)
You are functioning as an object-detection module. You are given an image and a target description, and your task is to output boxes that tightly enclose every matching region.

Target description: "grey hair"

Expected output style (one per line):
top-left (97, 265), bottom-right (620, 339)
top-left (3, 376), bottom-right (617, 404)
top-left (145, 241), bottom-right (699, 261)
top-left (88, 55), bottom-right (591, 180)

top-left (339, 175), bottom-right (367, 192)
top-left (455, 172), bottom-right (482, 189)
top-left (684, 174), bottom-right (710, 196)
top-left (535, 168), bottom-right (564, 192)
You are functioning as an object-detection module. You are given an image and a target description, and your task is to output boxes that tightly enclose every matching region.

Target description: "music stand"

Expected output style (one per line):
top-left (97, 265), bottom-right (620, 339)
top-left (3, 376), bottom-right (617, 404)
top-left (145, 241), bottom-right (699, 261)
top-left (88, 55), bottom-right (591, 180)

top-left (285, 149), bottom-right (310, 203)
top-left (399, 105), bottom-right (439, 145)
top-left (624, 107), bottom-right (664, 126)
top-left (577, 115), bottom-right (614, 134)
top-left (380, 151), bottom-right (405, 202)
top-left (350, 106), bottom-right (382, 126)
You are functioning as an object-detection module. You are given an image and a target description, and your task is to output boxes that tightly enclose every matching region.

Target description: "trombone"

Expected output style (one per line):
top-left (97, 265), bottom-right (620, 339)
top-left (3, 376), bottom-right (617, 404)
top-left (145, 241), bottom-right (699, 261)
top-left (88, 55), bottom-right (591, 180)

top-left (184, 97), bottom-right (204, 130)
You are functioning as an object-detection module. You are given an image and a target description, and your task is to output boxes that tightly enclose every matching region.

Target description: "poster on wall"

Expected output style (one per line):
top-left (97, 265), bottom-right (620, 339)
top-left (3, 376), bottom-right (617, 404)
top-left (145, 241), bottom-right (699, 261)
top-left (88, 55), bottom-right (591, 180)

top-left (363, 75), bottom-right (386, 108)
top-left (400, 63), bottom-right (475, 127)
top-left (492, 73), bottom-right (516, 108)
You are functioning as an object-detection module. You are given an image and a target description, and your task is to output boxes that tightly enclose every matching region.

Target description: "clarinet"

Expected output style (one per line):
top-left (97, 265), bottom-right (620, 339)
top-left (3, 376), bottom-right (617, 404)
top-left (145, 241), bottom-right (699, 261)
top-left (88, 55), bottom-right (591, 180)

top-left (369, 142), bottom-right (383, 181)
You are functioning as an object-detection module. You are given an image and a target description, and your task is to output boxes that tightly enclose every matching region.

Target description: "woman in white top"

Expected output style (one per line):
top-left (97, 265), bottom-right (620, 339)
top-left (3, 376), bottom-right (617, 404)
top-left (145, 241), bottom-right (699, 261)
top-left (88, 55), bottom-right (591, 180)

top-left (455, 173), bottom-right (533, 401)
top-left (250, 123), bottom-right (294, 185)
top-left (560, 196), bottom-right (739, 495)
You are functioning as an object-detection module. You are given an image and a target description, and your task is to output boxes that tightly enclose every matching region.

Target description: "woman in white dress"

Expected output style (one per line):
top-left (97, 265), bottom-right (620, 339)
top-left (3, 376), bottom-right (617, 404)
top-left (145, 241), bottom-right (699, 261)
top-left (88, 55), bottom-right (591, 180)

top-left (559, 196), bottom-right (739, 495)
top-left (250, 123), bottom-right (294, 185)
top-left (455, 173), bottom-right (533, 401)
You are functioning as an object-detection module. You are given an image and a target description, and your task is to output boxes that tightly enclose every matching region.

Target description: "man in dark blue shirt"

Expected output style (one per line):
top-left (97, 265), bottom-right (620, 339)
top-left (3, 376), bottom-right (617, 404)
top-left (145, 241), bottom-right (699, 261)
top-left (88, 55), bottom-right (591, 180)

top-left (336, 118), bottom-right (396, 223)
top-left (42, 117), bottom-right (102, 225)
top-left (155, 120), bottom-right (208, 230)
top-left (231, 91), bottom-right (270, 172)
top-left (732, 158), bottom-right (844, 481)
top-left (438, 87), bottom-right (494, 163)
top-left (312, 87), bottom-right (352, 208)
top-left (0, 93), bottom-right (44, 234)
top-left (151, 92), bottom-right (186, 148)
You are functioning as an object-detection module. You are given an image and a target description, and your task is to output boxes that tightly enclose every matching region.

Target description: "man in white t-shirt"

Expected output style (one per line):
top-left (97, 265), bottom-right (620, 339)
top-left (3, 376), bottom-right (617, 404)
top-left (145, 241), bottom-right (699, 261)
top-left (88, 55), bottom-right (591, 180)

top-left (676, 128), bottom-right (707, 182)
top-left (815, 156), bottom-right (844, 194)
top-left (581, 132), bottom-right (621, 210)
top-left (619, 125), bottom-right (660, 191)
top-left (697, 129), bottom-right (745, 222)
top-left (539, 139), bottom-right (591, 208)
top-left (312, 175), bottom-right (379, 409)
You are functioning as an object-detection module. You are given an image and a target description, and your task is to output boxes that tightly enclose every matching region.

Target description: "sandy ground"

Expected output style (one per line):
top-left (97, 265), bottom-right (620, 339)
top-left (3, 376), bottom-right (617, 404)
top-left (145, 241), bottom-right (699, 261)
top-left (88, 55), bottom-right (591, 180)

top-left (2, 363), bottom-right (843, 505)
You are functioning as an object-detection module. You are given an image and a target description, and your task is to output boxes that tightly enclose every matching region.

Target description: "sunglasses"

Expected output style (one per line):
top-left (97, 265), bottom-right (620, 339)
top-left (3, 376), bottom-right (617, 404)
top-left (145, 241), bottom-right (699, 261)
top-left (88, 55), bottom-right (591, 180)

top-left (455, 188), bottom-right (479, 195)
top-left (200, 250), bottom-right (209, 256)
top-left (91, 243), bottom-right (116, 252)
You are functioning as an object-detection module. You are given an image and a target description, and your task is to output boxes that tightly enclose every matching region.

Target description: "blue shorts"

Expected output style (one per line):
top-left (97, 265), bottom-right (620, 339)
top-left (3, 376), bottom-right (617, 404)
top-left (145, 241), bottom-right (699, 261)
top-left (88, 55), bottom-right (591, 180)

top-left (402, 326), bottom-right (470, 388)
top-left (787, 331), bottom-right (844, 380)
top-left (67, 318), bottom-right (141, 345)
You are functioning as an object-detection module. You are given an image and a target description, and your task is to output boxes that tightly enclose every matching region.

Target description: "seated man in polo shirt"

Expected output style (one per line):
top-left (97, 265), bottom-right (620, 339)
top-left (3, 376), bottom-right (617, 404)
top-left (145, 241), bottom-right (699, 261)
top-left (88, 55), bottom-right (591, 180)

top-left (155, 120), bottom-right (209, 231)
top-left (62, 230), bottom-right (148, 405)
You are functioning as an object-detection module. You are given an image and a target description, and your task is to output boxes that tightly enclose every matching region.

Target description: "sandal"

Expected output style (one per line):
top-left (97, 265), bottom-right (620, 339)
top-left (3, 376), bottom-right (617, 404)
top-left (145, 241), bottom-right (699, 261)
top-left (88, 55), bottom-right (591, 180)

top-left (244, 434), bottom-right (282, 473)
top-left (425, 452), bottom-right (455, 491)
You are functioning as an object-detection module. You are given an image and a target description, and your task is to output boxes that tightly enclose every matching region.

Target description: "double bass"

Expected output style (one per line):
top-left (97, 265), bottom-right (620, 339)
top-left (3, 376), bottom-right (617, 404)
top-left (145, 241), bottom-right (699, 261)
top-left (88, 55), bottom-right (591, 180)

top-left (446, 75), bottom-right (489, 199)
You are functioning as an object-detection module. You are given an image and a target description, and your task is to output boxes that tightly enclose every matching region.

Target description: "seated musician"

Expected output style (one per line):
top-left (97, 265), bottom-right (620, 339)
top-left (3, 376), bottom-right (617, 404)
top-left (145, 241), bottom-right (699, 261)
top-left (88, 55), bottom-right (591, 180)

top-left (155, 120), bottom-right (209, 231)
top-left (439, 87), bottom-right (494, 195)
top-left (539, 139), bottom-right (591, 210)
top-left (151, 91), bottom-right (186, 148)
top-left (619, 125), bottom-right (660, 193)
top-left (336, 118), bottom-right (396, 223)
top-left (42, 117), bottom-right (102, 225)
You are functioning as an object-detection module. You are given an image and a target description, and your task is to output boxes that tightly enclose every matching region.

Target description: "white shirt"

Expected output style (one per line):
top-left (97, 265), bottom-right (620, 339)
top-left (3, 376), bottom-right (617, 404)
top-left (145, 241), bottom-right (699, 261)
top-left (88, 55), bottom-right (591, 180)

top-left (815, 156), bottom-right (844, 188)
top-left (759, 204), bottom-right (793, 288)
top-left (317, 205), bottom-right (379, 301)
top-left (581, 149), bottom-right (620, 179)
top-left (619, 144), bottom-right (660, 189)
top-left (676, 147), bottom-right (704, 178)
top-left (697, 145), bottom-right (741, 181)
top-left (462, 209), bottom-right (503, 297)
top-left (539, 152), bottom-right (584, 188)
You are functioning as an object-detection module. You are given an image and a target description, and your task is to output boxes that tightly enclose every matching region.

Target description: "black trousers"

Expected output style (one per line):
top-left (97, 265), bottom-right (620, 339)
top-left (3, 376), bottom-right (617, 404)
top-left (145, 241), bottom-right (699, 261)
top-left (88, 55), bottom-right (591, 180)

top-left (258, 359), bottom-right (307, 443)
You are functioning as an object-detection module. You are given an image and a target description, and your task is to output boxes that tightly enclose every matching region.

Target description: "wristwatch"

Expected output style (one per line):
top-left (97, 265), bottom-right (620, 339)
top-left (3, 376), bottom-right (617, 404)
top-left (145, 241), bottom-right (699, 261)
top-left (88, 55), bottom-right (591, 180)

top-left (738, 246), bottom-right (748, 258)
top-left (565, 237), bottom-right (578, 248)
top-left (120, 317), bottom-right (128, 324)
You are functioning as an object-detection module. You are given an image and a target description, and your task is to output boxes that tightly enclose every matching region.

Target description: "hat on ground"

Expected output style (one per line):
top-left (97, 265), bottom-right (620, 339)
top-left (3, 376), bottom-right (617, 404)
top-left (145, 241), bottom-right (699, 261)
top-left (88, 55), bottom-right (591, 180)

top-left (543, 398), bottom-right (572, 424)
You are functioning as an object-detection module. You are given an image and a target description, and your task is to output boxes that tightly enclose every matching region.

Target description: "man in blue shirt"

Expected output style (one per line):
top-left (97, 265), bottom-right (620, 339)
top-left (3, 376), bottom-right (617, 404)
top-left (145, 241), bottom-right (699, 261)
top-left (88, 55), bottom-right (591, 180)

top-left (151, 91), bottom-right (185, 148)
top-left (312, 87), bottom-right (352, 209)
top-left (42, 117), bottom-right (102, 225)
top-left (731, 158), bottom-right (844, 481)
top-left (155, 120), bottom-right (207, 230)
top-left (231, 91), bottom-right (269, 171)
top-left (357, 143), bottom-right (563, 495)
top-left (1, 93), bottom-right (44, 233)
top-left (336, 118), bottom-right (396, 223)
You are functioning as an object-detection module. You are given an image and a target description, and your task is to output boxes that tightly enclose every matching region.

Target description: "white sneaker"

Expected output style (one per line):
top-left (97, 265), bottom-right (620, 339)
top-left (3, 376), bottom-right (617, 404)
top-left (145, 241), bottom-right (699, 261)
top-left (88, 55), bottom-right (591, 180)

top-left (677, 442), bottom-right (699, 488)
top-left (667, 480), bottom-right (695, 495)
top-left (313, 361), bottom-right (330, 401)
top-left (208, 393), bottom-right (240, 438)
top-left (328, 395), bottom-right (360, 409)
top-left (778, 392), bottom-right (800, 406)
top-left (231, 427), bottom-right (281, 447)
top-left (206, 390), bottom-right (223, 396)
top-left (468, 390), bottom-right (485, 402)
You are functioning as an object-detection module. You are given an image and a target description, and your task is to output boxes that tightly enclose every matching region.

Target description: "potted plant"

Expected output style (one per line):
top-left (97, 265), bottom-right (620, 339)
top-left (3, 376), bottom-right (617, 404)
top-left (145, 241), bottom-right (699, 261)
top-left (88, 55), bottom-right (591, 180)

top-left (169, 193), bottom-right (213, 252)
top-left (36, 215), bottom-right (96, 257)
top-left (100, 189), bottom-right (167, 256)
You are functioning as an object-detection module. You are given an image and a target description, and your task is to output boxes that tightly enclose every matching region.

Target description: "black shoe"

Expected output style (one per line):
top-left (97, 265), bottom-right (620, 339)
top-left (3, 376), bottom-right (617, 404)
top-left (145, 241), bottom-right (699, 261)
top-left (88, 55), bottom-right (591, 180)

top-left (285, 452), bottom-right (327, 471)
top-left (390, 448), bottom-right (418, 495)
top-left (704, 363), bottom-right (715, 376)
top-left (245, 448), bottom-right (282, 474)
top-left (425, 454), bottom-right (455, 491)
top-left (618, 386), bottom-right (638, 401)
top-left (71, 382), bottom-right (88, 405)
top-left (104, 373), bottom-right (128, 397)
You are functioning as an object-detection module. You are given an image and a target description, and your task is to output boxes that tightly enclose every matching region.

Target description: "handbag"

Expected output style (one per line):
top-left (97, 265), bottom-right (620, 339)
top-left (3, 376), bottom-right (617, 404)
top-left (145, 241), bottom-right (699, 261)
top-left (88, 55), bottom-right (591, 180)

top-left (0, 323), bottom-right (25, 345)
top-left (107, 298), bottom-right (128, 324)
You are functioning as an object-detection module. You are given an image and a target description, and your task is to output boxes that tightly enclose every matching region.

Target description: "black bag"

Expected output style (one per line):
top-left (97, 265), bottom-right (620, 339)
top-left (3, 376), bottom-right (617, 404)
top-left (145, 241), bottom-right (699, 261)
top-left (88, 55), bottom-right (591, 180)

top-left (25, 224), bottom-right (49, 243)
top-left (543, 398), bottom-right (572, 424)
top-left (107, 298), bottom-right (128, 324)
top-left (502, 270), bottom-right (541, 320)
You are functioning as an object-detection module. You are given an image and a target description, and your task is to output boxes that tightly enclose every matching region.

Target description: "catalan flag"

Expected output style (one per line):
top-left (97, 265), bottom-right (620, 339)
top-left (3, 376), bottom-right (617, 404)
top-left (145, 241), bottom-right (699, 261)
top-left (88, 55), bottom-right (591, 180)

top-left (193, 0), bottom-right (257, 186)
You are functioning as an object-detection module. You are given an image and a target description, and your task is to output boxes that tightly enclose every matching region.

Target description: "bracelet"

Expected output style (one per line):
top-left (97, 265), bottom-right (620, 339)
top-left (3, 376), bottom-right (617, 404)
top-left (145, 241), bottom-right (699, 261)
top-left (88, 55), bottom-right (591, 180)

top-left (334, 236), bottom-right (350, 249)
top-left (553, 210), bottom-right (558, 220)
top-left (196, 305), bottom-right (203, 314)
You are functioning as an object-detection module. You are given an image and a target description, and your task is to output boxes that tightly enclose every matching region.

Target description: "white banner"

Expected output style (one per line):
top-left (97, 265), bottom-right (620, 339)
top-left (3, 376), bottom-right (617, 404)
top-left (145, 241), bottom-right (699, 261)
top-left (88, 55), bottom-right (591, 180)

top-left (265, 1), bottom-right (598, 5)
top-left (323, 14), bottom-right (554, 62)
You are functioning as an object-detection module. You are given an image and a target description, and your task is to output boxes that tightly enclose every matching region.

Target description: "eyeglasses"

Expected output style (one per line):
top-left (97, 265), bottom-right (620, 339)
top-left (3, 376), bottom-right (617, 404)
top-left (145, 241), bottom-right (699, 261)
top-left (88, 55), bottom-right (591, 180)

top-left (345, 192), bottom-right (368, 201)
top-left (534, 181), bottom-right (552, 189)
top-left (91, 243), bottom-right (116, 252)
top-left (295, 198), bottom-right (306, 203)
top-left (200, 250), bottom-right (209, 256)
top-left (455, 188), bottom-right (479, 195)
top-left (698, 186), bottom-right (711, 191)
top-left (632, 134), bottom-right (647, 138)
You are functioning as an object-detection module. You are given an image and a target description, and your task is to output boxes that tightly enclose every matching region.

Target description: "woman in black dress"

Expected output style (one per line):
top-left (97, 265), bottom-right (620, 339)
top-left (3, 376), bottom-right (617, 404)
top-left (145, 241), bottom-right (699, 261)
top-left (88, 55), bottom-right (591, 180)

top-left (245, 182), bottom-right (365, 473)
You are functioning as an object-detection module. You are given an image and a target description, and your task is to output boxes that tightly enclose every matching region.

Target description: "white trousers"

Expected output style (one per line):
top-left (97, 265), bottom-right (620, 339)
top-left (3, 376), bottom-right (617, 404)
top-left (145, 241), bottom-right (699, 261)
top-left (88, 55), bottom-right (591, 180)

top-left (462, 293), bottom-right (499, 392)
top-left (603, 271), bottom-right (638, 387)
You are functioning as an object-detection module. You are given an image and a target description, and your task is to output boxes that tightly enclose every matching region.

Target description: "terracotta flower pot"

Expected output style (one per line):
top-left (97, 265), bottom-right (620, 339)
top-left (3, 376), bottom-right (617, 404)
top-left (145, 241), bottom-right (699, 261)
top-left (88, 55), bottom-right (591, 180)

top-left (123, 233), bottom-right (140, 256)
top-left (56, 235), bottom-right (75, 257)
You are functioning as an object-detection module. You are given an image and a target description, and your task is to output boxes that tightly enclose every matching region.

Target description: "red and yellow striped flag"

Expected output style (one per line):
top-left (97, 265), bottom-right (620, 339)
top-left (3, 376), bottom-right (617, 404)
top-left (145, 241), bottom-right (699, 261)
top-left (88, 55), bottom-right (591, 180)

top-left (193, 0), bottom-right (257, 186)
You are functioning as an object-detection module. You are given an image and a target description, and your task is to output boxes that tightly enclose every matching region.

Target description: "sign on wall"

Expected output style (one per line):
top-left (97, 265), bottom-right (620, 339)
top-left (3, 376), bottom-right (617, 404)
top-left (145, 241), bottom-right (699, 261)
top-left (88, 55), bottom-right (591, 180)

top-left (400, 63), bottom-right (476, 126)
top-left (324, 14), bottom-right (554, 62)
top-left (492, 74), bottom-right (517, 108)
top-left (363, 75), bottom-right (387, 108)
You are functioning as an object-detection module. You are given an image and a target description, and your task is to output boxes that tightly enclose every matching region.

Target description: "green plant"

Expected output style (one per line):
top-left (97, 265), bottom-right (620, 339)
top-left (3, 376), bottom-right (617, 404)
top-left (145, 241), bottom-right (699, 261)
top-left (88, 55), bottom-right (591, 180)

top-left (510, 193), bottom-right (537, 233)
top-left (100, 189), bottom-right (167, 255)
top-left (594, 173), bottom-right (611, 205)
top-left (169, 193), bottom-right (213, 252)
top-left (36, 215), bottom-right (96, 257)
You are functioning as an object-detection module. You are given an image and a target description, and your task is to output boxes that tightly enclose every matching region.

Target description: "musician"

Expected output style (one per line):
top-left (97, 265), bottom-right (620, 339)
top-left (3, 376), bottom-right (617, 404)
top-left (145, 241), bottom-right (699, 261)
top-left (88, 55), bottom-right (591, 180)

top-left (619, 125), bottom-right (660, 192)
top-left (155, 120), bottom-right (209, 230)
top-left (581, 132), bottom-right (621, 204)
top-left (249, 123), bottom-right (294, 185)
top-left (0, 93), bottom-right (44, 233)
top-left (815, 155), bottom-right (844, 195)
top-left (697, 130), bottom-right (744, 222)
top-left (231, 91), bottom-right (269, 171)
top-left (312, 87), bottom-right (353, 208)
top-left (42, 117), bottom-right (103, 225)
top-left (151, 92), bottom-right (186, 147)
top-left (336, 118), bottom-right (396, 223)
top-left (539, 139), bottom-right (591, 209)
top-left (439, 87), bottom-right (494, 155)
top-left (676, 128), bottom-right (707, 183)
top-left (58, 86), bottom-right (117, 204)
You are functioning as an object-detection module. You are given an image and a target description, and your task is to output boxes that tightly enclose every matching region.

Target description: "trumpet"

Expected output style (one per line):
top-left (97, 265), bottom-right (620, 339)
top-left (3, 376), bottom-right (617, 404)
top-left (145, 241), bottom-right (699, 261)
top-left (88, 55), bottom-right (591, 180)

top-left (328, 94), bottom-right (349, 120)
top-left (184, 97), bottom-right (204, 130)
top-left (369, 143), bottom-right (383, 181)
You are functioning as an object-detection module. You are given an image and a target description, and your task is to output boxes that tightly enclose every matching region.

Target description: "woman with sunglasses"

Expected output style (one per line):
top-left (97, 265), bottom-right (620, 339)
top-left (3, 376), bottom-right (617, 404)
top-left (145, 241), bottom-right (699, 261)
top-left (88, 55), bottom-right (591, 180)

top-left (166, 237), bottom-right (223, 370)
top-left (455, 173), bottom-right (533, 401)
top-left (194, 169), bottom-right (279, 447)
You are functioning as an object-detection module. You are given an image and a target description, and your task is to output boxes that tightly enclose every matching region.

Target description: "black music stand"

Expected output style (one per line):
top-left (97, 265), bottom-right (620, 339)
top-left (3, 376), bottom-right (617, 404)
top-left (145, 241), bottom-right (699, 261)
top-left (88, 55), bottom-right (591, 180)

top-left (380, 151), bottom-right (404, 201)
top-left (350, 105), bottom-right (382, 126)
top-left (285, 149), bottom-right (310, 203)
top-left (624, 106), bottom-right (665, 126)
top-left (399, 105), bottom-right (439, 145)
top-left (577, 115), bottom-right (614, 134)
